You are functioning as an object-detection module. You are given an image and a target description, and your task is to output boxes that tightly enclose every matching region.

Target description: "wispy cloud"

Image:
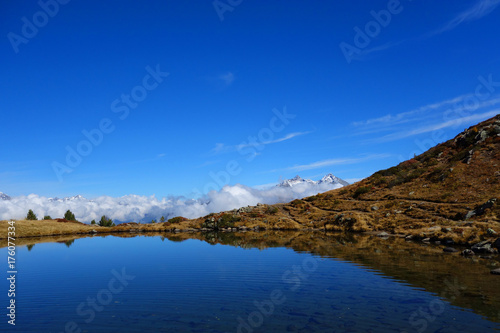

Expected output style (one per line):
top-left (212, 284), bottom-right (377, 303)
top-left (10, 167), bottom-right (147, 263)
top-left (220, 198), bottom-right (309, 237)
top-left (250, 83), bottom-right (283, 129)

top-left (352, 94), bottom-right (473, 127)
top-left (356, 0), bottom-right (500, 58)
top-left (372, 109), bottom-right (499, 143)
top-left (430, 0), bottom-right (500, 36)
top-left (352, 94), bottom-right (500, 143)
top-left (210, 131), bottom-right (311, 155)
top-left (270, 154), bottom-right (390, 173)
top-left (219, 72), bottom-right (235, 86)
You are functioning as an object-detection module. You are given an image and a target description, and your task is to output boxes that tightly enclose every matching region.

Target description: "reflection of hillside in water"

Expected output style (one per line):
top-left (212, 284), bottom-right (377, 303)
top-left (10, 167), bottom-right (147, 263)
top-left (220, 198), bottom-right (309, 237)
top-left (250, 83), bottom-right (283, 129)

top-left (16, 230), bottom-right (500, 323)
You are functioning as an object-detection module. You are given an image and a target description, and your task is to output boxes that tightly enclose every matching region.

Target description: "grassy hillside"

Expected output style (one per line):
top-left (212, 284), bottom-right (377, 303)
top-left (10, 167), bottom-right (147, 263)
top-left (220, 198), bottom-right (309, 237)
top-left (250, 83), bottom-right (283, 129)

top-left (185, 115), bottom-right (500, 244)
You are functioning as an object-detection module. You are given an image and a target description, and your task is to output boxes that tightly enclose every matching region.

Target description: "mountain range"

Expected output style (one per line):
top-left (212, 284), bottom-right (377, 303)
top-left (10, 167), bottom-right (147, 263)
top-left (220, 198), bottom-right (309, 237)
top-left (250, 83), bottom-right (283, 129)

top-left (277, 174), bottom-right (349, 188)
top-left (0, 174), bottom-right (348, 203)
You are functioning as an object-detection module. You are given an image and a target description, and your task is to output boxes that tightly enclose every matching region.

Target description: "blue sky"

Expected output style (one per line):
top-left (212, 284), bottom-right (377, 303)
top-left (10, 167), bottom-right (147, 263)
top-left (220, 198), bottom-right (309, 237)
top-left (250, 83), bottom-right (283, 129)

top-left (1, 0), bottom-right (500, 199)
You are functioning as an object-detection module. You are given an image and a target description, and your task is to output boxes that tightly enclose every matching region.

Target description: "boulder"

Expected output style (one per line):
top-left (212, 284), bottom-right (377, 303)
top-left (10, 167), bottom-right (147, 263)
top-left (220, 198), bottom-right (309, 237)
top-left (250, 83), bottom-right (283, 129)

top-left (465, 198), bottom-right (497, 220)
top-left (491, 269), bottom-right (500, 275)
top-left (475, 129), bottom-right (489, 143)
top-left (471, 240), bottom-right (499, 254)
top-left (461, 249), bottom-right (475, 256)
top-left (487, 228), bottom-right (497, 236)
top-left (493, 238), bottom-right (500, 250)
top-left (443, 247), bottom-right (458, 253)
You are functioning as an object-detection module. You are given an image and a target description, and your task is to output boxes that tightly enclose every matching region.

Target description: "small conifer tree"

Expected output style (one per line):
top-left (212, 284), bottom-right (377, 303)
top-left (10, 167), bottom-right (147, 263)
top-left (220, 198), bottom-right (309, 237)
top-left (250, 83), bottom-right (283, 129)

top-left (26, 209), bottom-right (37, 220)
top-left (64, 210), bottom-right (76, 221)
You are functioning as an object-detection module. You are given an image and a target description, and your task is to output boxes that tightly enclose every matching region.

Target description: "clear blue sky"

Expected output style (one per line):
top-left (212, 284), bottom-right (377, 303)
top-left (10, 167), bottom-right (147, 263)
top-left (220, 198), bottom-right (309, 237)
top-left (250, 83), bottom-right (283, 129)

top-left (1, 0), bottom-right (499, 198)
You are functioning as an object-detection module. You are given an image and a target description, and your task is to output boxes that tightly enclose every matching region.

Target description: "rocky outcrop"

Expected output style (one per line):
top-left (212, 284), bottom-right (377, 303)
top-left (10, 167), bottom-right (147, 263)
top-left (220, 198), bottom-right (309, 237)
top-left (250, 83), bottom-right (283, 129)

top-left (471, 240), bottom-right (499, 254)
top-left (464, 198), bottom-right (497, 220)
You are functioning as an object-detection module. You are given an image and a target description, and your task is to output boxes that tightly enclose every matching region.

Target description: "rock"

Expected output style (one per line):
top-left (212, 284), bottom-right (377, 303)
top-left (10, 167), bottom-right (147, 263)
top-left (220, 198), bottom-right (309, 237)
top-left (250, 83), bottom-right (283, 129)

top-left (443, 247), bottom-right (457, 253)
top-left (493, 238), bottom-right (500, 250)
top-left (377, 232), bottom-right (389, 237)
top-left (371, 206), bottom-right (379, 211)
top-left (464, 210), bottom-right (475, 220)
top-left (487, 228), bottom-right (497, 236)
top-left (475, 129), bottom-right (489, 143)
top-left (491, 269), bottom-right (500, 275)
top-left (422, 238), bottom-right (430, 243)
top-left (465, 198), bottom-right (497, 220)
top-left (466, 149), bottom-right (474, 164)
top-left (90, 229), bottom-right (97, 233)
top-left (461, 249), bottom-right (475, 256)
top-left (442, 239), bottom-right (454, 246)
top-left (471, 240), bottom-right (499, 254)
top-left (441, 227), bottom-right (452, 233)
top-left (427, 226), bottom-right (440, 231)
top-left (405, 235), bottom-right (413, 240)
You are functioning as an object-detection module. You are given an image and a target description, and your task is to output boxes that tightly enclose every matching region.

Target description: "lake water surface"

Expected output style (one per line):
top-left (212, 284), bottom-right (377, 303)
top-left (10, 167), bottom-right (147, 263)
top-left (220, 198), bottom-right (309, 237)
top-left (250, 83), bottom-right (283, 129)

top-left (2, 232), bottom-right (500, 332)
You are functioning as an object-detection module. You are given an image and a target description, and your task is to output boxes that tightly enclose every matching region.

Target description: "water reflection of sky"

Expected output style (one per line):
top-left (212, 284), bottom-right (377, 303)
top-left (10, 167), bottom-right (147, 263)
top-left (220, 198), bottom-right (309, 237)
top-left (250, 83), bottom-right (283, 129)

top-left (1, 235), bottom-right (499, 332)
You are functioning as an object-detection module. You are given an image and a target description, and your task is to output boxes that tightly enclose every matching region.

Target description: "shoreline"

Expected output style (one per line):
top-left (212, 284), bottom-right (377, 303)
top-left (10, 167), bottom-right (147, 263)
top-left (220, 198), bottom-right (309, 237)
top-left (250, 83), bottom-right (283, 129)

top-left (2, 219), bottom-right (498, 256)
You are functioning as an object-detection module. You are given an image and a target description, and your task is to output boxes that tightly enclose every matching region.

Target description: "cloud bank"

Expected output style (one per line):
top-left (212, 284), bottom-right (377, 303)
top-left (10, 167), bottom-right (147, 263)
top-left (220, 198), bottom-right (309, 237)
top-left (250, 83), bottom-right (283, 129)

top-left (0, 182), bottom-right (343, 224)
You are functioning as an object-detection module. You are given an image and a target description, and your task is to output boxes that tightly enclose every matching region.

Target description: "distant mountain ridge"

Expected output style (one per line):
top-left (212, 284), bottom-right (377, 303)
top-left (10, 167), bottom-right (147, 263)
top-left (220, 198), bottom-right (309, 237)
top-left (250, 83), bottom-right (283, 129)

top-left (277, 173), bottom-right (349, 188)
top-left (0, 192), bottom-right (11, 200)
top-left (48, 195), bottom-right (87, 203)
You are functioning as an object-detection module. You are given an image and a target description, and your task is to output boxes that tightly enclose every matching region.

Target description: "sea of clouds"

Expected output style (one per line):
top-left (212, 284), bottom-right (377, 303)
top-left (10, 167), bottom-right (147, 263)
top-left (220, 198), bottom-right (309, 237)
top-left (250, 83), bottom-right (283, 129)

top-left (0, 182), bottom-right (343, 223)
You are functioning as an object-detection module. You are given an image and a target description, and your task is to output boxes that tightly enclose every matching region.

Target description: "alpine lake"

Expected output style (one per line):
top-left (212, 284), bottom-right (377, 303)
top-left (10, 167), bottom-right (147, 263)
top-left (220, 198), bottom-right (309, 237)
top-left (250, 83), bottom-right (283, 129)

top-left (2, 230), bottom-right (500, 332)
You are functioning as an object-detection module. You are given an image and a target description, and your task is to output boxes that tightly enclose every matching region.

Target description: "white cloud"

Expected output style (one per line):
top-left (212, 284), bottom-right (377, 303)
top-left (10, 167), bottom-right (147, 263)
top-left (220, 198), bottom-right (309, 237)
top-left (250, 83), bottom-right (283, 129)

top-left (272, 154), bottom-right (390, 173)
top-left (373, 109), bottom-right (499, 142)
top-left (352, 92), bottom-right (500, 143)
top-left (354, 0), bottom-right (500, 59)
top-left (0, 182), bottom-right (344, 224)
top-left (352, 94), bottom-right (472, 127)
top-left (210, 131), bottom-right (310, 155)
top-left (431, 0), bottom-right (500, 35)
top-left (219, 72), bottom-right (235, 85)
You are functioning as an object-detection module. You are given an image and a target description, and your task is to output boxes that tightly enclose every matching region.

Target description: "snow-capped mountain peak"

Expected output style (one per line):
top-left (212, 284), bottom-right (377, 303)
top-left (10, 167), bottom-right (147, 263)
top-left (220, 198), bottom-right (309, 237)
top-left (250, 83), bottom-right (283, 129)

top-left (277, 174), bottom-right (349, 188)
top-left (278, 175), bottom-right (315, 187)
top-left (48, 194), bottom-right (87, 202)
top-left (0, 192), bottom-right (11, 200)
top-left (318, 173), bottom-right (350, 186)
